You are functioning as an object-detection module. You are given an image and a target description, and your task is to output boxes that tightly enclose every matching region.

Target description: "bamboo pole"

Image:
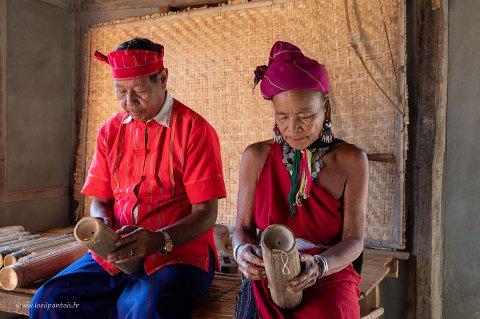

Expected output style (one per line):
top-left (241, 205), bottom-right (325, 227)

top-left (0, 235), bottom-right (42, 267)
top-left (0, 242), bottom-right (87, 290)
top-left (0, 235), bottom-right (66, 267)
top-left (3, 236), bottom-right (76, 266)
top-left (260, 224), bottom-right (302, 310)
top-left (0, 232), bottom-right (32, 245)
top-left (74, 217), bottom-right (142, 274)
top-left (0, 226), bottom-right (25, 234)
top-left (16, 241), bottom-right (78, 263)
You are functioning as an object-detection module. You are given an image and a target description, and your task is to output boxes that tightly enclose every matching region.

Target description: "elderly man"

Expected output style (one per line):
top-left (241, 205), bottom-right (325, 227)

top-left (30, 37), bottom-right (226, 319)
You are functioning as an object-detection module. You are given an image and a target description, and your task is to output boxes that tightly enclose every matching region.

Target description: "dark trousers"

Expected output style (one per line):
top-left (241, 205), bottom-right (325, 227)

top-left (30, 250), bottom-right (215, 319)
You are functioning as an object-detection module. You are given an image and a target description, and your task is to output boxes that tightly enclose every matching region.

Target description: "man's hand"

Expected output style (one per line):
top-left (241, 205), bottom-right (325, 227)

top-left (94, 216), bottom-right (112, 228)
top-left (107, 225), bottom-right (164, 264)
top-left (236, 244), bottom-right (266, 281)
top-left (287, 254), bottom-right (320, 293)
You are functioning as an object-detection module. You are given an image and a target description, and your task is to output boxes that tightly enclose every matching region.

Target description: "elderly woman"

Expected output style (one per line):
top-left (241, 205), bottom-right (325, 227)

top-left (233, 41), bottom-right (368, 318)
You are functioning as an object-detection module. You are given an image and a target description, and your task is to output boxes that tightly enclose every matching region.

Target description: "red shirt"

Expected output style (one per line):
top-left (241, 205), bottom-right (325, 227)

top-left (81, 96), bottom-right (226, 275)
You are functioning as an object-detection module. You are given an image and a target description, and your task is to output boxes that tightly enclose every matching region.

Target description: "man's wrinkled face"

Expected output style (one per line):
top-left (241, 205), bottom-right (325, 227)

top-left (114, 69), bottom-right (168, 122)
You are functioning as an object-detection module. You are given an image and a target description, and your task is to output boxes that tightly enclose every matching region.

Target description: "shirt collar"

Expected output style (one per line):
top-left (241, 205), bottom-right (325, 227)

top-left (121, 91), bottom-right (174, 127)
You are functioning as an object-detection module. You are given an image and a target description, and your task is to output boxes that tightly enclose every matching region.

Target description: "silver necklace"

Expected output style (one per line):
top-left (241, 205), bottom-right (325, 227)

top-left (281, 143), bottom-right (329, 178)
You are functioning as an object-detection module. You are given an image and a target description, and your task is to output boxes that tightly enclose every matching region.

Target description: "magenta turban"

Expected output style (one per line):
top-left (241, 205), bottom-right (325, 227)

top-left (254, 41), bottom-right (330, 100)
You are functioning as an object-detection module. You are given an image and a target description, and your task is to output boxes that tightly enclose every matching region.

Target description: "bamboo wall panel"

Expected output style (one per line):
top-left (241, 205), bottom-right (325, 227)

top-left (74, 0), bottom-right (408, 249)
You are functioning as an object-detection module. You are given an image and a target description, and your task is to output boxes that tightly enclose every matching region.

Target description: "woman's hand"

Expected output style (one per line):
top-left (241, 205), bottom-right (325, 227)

top-left (237, 244), bottom-right (267, 281)
top-left (287, 254), bottom-right (320, 293)
top-left (107, 225), bottom-right (163, 264)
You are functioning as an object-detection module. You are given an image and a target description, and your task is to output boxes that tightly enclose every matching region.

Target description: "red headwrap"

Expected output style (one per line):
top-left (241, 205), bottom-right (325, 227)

top-left (93, 46), bottom-right (164, 80)
top-left (254, 41), bottom-right (330, 100)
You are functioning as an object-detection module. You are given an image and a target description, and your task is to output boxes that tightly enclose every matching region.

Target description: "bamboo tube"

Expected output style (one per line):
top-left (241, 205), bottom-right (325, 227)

top-left (0, 235), bottom-right (62, 265)
top-left (0, 226), bottom-right (25, 234)
top-left (74, 217), bottom-right (141, 274)
top-left (260, 224), bottom-right (302, 310)
top-left (0, 232), bottom-right (32, 245)
top-left (17, 241), bottom-right (78, 264)
top-left (0, 235), bottom-right (42, 267)
top-left (0, 242), bottom-right (87, 290)
top-left (3, 236), bottom-right (76, 266)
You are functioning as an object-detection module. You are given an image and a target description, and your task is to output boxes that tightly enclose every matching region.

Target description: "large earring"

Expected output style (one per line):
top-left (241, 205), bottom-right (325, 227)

top-left (320, 120), bottom-right (334, 143)
top-left (273, 123), bottom-right (283, 144)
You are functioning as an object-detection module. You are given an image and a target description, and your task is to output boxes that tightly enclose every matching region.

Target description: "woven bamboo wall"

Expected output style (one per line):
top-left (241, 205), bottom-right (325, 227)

top-left (74, 0), bottom-right (407, 249)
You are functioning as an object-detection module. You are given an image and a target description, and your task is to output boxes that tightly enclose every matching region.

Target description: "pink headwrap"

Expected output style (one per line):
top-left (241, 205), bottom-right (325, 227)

top-left (93, 46), bottom-right (164, 80)
top-left (254, 41), bottom-right (330, 100)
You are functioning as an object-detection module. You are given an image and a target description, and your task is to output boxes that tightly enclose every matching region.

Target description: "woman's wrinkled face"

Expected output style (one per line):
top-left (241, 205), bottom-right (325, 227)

top-left (114, 69), bottom-right (168, 122)
top-left (272, 90), bottom-right (327, 150)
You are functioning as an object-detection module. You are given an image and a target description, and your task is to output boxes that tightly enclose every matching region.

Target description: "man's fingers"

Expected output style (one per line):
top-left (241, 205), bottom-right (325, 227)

top-left (116, 225), bottom-right (139, 235)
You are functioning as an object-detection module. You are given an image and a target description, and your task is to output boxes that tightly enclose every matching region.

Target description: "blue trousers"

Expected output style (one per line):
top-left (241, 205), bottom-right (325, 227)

top-left (30, 250), bottom-right (215, 319)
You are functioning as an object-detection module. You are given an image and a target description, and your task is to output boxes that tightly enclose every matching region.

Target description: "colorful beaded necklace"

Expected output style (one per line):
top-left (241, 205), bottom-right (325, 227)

top-left (282, 138), bottom-right (341, 216)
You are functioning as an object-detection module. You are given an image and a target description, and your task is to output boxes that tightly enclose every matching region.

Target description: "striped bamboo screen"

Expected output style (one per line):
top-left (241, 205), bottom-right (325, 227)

top-left (74, 0), bottom-right (407, 249)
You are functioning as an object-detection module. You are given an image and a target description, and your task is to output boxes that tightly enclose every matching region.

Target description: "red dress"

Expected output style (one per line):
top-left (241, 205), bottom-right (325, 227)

top-left (252, 143), bottom-right (361, 319)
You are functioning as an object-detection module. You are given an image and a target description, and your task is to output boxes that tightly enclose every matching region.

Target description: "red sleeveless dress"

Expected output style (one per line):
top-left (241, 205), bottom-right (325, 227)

top-left (252, 143), bottom-right (361, 319)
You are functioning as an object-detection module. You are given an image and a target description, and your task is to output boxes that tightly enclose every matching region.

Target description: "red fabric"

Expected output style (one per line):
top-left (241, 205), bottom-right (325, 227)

top-left (81, 99), bottom-right (226, 275)
top-left (94, 48), bottom-right (164, 80)
top-left (256, 41), bottom-right (330, 100)
top-left (252, 143), bottom-right (361, 319)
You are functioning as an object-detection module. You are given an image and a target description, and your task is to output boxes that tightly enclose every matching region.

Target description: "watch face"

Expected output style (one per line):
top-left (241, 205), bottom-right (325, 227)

top-left (165, 241), bottom-right (173, 251)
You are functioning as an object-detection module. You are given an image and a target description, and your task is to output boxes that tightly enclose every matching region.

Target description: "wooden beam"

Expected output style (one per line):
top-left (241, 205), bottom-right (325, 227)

top-left (366, 153), bottom-right (395, 162)
top-left (360, 307), bottom-right (384, 319)
top-left (364, 248), bottom-right (410, 260)
top-left (0, 188), bottom-right (68, 203)
top-left (0, 289), bottom-right (31, 316)
top-left (80, 0), bottom-right (227, 11)
top-left (409, 0), bottom-right (448, 318)
top-left (35, 0), bottom-right (73, 11)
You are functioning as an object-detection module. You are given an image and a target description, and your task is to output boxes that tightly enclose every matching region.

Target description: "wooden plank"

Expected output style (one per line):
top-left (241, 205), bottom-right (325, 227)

top-left (81, 0), bottom-right (226, 11)
top-left (360, 285), bottom-right (380, 316)
top-left (0, 187), bottom-right (68, 203)
top-left (36, 0), bottom-right (72, 11)
top-left (364, 248), bottom-right (410, 260)
top-left (361, 307), bottom-right (384, 319)
top-left (39, 226), bottom-right (75, 235)
top-left (367, 153), bottom-right (396, 162)
top-left (89, 0), bottom-right (290, 31)
top-left (0, 289), bottom-right (31, 315)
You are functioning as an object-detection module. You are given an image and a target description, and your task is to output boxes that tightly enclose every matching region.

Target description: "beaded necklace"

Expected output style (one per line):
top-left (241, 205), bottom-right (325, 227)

top-left (282, 138), bottom-right (340, 216)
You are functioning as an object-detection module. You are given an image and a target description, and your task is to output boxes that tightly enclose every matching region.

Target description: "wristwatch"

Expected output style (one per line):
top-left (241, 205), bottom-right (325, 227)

top-left (159, 230), bottom-right (173, 254)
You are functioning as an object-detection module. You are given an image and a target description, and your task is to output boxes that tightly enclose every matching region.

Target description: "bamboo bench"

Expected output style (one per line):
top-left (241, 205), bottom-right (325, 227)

top-left (0, 226), bottom-right (408, 318)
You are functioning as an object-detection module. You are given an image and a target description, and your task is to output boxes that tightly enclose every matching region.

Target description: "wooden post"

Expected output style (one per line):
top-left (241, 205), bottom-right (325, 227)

top-left (409, 0), bottom-right (448, 318)
top-left (260, 224), bottom-right (301, 310)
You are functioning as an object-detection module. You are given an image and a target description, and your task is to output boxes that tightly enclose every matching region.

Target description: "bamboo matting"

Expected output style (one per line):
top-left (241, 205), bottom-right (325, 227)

top-left (74, 0), bottom-right (408, 249)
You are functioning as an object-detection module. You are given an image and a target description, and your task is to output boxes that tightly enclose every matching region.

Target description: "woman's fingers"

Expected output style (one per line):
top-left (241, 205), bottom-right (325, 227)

top-left (287, 254), bottom-right (319, 292)
top-left (237, 244), bottom-right (266, 280)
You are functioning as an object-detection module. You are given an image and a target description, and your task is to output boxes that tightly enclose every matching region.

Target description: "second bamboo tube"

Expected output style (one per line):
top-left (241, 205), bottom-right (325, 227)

top-left (260, 224), bottom-right (302, 309)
